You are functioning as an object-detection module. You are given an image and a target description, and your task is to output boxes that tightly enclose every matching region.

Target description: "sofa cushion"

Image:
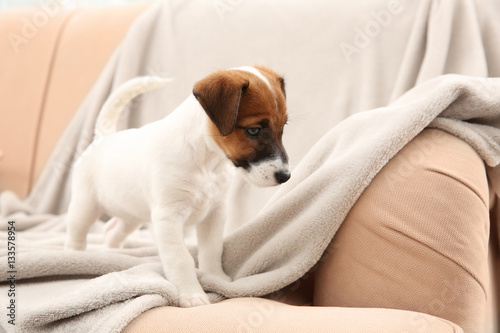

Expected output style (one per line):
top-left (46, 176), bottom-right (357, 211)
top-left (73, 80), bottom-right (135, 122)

top-left (122, 297), bottom-right (464, 333)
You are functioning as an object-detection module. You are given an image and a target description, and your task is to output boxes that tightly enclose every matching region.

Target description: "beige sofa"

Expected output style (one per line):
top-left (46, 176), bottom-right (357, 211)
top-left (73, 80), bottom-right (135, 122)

top-left (0, 1), bottom-right (498, 332)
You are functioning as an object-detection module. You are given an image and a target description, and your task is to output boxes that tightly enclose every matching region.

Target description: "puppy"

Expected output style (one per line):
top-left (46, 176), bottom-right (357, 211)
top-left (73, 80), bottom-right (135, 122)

top-left (65, 65), bottom-right (290, 307)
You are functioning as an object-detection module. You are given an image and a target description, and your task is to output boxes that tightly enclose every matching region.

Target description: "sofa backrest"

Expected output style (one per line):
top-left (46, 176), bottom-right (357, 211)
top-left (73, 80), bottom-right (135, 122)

top-left (0, 2), bottom-right (150, 198)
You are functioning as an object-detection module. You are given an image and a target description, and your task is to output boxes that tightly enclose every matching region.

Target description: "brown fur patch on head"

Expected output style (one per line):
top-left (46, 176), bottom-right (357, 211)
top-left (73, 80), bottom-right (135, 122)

top-left (201, 66), bottom-right (288, 168)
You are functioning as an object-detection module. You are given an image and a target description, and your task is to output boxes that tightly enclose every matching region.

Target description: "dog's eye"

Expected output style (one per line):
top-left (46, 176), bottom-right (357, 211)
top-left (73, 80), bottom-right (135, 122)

top-left (246, 127), bottom-right (261, 138)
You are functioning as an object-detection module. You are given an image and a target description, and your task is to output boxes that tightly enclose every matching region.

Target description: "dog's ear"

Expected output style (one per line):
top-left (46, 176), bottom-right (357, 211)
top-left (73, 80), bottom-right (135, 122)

top-left (193, 71), bottom-right (249, 136)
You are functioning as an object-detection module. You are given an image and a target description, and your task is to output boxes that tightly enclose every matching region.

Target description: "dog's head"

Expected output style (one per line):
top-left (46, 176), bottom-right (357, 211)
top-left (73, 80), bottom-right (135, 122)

top-left (193, 65), bottom-right (290, 187)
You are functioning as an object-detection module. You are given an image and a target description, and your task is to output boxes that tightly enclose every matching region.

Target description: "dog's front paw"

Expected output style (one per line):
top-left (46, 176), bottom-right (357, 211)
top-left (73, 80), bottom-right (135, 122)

top-left (178, 292), bottom-right (210, 308)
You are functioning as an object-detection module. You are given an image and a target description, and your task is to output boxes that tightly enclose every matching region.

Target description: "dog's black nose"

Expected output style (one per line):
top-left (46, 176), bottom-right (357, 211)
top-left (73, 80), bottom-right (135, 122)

top-left (275, 170), bottom-right (291, 184)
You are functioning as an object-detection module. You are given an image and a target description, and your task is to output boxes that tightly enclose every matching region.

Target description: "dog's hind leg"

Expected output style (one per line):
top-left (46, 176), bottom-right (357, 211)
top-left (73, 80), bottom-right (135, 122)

top-left (104, 217), bottom-right (142, 248)
top-left (65, 194), bottom-right (101, 251)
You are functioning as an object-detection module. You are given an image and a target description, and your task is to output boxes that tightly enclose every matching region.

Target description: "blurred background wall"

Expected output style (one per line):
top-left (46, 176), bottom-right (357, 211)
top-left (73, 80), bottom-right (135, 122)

top-left (0, 0), bottom-right (154, 9)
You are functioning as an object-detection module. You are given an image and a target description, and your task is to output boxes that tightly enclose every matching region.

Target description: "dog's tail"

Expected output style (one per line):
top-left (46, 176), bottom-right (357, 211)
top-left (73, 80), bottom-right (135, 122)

top-left (94, 76), bottom-right (171, 140)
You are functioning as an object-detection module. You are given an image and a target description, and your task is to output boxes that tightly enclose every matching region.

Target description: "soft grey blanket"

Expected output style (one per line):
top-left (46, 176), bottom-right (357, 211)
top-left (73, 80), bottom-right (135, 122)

top-left (1, 1), bottom-right (500, 332)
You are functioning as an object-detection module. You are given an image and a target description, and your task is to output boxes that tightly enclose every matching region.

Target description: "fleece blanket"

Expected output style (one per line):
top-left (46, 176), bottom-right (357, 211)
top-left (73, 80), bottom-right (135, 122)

top-left (4, 77), bottom-right (500, 333)
top-left (1, 1), bottom-right (500, 332)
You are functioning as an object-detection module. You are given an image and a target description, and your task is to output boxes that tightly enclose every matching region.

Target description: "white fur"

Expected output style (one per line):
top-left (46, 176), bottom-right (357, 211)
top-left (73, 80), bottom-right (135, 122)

top-left (65, 68), bottom-right (289, 308)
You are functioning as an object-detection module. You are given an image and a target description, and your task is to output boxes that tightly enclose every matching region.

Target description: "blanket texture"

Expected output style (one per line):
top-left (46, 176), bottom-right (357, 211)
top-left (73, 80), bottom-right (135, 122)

top-left (1, 0), bottom-right (500, 332)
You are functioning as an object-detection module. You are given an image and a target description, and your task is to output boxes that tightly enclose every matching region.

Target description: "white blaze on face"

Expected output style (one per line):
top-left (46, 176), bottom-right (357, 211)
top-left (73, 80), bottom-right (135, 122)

top-left (240, 157), bottom-right (290, 187)
top-left (231, 66), bottom-right (272, 90)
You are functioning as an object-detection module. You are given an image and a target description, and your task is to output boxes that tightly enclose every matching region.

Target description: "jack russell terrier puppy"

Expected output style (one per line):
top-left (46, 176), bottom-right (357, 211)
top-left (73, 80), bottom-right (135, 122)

top-left (65, 65), bottom-right (290, 307)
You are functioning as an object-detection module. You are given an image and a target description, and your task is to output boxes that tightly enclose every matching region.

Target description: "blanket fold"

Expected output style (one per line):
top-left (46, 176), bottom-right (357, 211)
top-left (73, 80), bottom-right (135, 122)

top-left (2, 0), bottom-right (500, 332)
